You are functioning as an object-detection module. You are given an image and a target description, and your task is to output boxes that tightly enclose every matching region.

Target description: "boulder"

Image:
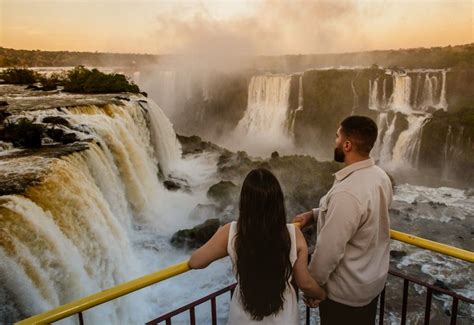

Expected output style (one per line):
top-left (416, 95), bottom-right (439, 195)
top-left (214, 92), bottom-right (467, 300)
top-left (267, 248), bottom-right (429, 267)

top-left (207, 180), bottom-right (239, 207)
top-left (163, 177), bottom-right (190, 192)
top-left (170, 218), bottom-right (221, 249)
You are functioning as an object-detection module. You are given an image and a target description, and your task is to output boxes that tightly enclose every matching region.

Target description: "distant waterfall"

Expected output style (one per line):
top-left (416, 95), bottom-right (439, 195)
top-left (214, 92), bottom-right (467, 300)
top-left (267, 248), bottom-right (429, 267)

top-left (436, 70), bottom-right (448, 110)
top-left (392, 116), bottom-right (429, 166)
top-left (388, 73), bottom-right (412, 113)
top-left (369, 69), bottom-right (449, 168)
top-left (234, 75), bottom-right (294, 155)
top-left (288, 75), bottom-right (304, 137)
top-left (379, 115), bottom-right (398, 163)
top-left (369, 79), bottom-right (379, 111)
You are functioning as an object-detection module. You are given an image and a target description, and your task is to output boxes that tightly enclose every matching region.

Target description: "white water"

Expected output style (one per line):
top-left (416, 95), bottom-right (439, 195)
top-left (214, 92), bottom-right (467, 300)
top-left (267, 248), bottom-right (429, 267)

top-left (391, 115), bottom-right (428, 167)
top-left (388, 73), bottom-right (412, 113)
top-left (141, 100), bottom-right (182, 176)
top-left (232, 75), bottom-right (294, 156)
top-left (371, 69), bottom-right (449, 167)
top-left (0, 98), bottom-right (224, 324)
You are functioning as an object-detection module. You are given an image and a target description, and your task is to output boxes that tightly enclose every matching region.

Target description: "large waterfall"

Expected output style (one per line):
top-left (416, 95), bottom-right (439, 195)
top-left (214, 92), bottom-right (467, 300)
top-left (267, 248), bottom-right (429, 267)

top-left (369, 70), bottom-right (449, 167)
top-left (233, 75), bottom-right (294, 156)
top-left (0, 98), bottom-right (188, 324)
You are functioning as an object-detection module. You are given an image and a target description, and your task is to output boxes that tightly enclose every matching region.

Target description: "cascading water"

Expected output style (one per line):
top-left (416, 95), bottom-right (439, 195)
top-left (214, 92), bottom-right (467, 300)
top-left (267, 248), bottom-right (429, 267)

top-left (370, 69), bottom-right (449, 168)
top-left (288, 75), bottom-right (304, 138)
top-left (233, 74), bottom-right (294, 155)
top-left (391, 115), bottom-right (428, 167)
top-left (388, 73), bottom-right (412, 113)
top-left (140, 100), bottom-right (182, 176)
top-left (0, 98), bottom-right (189, 324)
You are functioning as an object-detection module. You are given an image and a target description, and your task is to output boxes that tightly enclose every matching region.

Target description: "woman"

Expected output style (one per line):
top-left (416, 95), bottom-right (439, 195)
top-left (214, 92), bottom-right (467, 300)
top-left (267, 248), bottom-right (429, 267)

top-left (189, 168), bottom-right (326, 324)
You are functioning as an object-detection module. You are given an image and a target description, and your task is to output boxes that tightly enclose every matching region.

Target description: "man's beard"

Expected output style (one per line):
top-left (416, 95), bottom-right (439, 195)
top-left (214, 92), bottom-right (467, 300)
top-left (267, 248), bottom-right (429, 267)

top-left (334, 146), bottom-right (345, 163)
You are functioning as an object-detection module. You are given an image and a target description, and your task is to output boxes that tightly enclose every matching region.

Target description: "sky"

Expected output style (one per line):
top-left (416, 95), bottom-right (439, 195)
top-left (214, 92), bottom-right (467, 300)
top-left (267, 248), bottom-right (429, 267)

top-left (0, 0), bottom-right (472, 55)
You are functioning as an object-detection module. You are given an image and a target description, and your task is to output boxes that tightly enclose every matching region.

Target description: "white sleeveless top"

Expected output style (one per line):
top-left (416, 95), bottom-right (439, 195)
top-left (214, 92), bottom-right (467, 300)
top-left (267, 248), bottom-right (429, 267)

top-left (226, 222), bottom-right (299, 325)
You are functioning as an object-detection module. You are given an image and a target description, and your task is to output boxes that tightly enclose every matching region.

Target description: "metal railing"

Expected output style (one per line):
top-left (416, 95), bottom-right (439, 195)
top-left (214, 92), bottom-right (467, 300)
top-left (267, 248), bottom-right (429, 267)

top-left (16, 229), bottom-right (474, 325)
top-left (137, 269), bottom-right (474, 325)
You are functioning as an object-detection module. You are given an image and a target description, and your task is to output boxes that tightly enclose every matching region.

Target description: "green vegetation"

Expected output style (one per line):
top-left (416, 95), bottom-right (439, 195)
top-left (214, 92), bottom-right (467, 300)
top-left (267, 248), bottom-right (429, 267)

top-left (0, 66), bottom-right (140, 94)
top-left (0, 68), bottom-right (39, 84)
top-left (63, 66), bottom-right (139, 93)
top-left (1, 44), bottom-right (472, 69)
top-left (0, 47), bottom-right (157, 67)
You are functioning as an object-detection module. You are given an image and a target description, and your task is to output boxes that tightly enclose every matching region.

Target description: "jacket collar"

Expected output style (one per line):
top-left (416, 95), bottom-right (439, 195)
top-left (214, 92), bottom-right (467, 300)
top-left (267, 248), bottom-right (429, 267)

top-left (334, 158), bottom-right (375, 182)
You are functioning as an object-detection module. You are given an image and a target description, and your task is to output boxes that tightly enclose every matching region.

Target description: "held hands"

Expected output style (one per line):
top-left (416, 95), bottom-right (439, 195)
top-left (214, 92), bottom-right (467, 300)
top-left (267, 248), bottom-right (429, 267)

top-left (303, 295), bottom-right (324, 308)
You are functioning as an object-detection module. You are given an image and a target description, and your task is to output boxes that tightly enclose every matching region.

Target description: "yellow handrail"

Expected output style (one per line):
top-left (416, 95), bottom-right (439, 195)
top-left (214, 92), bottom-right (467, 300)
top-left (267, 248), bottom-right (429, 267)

top-left (16, 262), bottom-right (190, 325)
top-left (16, 228), bottom-right (474, 324)
top-left (390, 229), bottom-right (474, 263)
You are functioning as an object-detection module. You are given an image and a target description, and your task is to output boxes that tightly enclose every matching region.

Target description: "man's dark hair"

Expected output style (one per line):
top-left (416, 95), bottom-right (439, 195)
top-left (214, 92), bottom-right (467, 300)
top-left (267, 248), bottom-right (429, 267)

top-left (340, 115), bottom-right (378, 155)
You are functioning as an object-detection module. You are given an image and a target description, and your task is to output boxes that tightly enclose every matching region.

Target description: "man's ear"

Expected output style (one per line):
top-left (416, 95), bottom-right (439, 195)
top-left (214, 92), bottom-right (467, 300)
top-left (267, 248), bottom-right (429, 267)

top-left (343, 140), bottom-right (352, 152)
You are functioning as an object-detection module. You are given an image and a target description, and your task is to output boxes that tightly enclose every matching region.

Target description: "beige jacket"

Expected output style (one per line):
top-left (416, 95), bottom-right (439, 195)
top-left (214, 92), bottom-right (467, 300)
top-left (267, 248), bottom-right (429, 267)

top-left (308, 158), bottom-right (392, 306)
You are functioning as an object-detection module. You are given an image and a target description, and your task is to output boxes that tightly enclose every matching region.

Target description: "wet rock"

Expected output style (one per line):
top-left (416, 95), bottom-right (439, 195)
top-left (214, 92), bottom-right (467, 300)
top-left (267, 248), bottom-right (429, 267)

top-left (1, 119), bottom-right (45, 148)
top-left (390, 250), bottom-right (407, 259)
top-left (42, 116), bottom-right (71, 128)
top-left (271, 151), bottom-right (280, 159)
top-left (170, 218), bottom-right (221, 249)
top-left (207, 180), bottom-right (239, 207)
top-left (177, 134), bottom-right (223, 155)
top-left (428, 201), bottom-right (447, 209)
top-left (0, 101), bottom-right (8, 106)
top-left (432, 279), bottom-right (452, 297)
top-left (46, 128), bottom-right (79, 144)
top-left (114, 96), bottom-right (130, 101)
top-left (163, 177), bottom-right (190, 192)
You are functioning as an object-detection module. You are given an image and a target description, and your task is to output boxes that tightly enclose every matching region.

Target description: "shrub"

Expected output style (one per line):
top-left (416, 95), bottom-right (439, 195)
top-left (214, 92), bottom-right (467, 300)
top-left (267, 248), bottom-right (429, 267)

top-left (0, 68), bottom-right (39, 84)
top-left (63, 66), bottom-right (140, 93)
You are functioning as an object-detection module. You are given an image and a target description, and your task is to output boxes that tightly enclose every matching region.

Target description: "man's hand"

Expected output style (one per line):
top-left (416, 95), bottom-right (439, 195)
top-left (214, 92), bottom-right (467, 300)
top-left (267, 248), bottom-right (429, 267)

top-left (292, 210), bottom-right (315, 229)
top-left (303, 295), bottom-right (323, 308)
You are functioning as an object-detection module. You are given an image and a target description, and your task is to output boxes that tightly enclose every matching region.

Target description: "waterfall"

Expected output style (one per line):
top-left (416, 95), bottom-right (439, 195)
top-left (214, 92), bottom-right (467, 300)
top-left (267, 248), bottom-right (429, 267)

top-left (392, 116), bottom-right (429, 166)
top-left (388, 73), bottom-right (412, 113)
top-left (420, 73), bottom-right (435, 110)
top-left (371, 112), bottom-right (388, 159)
top-left (234, 75), bottom-right (294, 154)
top-left (368, 79), bottom-right (378, 110)
top-left (379, 115), bottom-right (398, 163)
top-left (436, 70), bottom-right (448, 111)
top-left (0, 153), bottom-right (147, 324)
top-left (289, 75), bottom-right (304, 138)
top-left (140, 100), bottom-right (182, 176)
top-left (382, 78), bottom-right (387, 109)
top-left (0, 98), bottom-right (189, 323)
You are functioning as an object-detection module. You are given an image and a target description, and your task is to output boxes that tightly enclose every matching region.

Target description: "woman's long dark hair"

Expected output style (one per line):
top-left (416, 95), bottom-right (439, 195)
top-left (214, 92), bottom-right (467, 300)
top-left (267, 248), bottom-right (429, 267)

top-left (235, 168), bottom-right (292, 320)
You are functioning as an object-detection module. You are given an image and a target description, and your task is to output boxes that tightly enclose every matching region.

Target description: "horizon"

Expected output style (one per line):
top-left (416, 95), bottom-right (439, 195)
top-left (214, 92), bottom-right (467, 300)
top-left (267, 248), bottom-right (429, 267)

top-left (1, 42), bottom-right (472, 58)
top-left (1, 0), bottom-right (472, 56)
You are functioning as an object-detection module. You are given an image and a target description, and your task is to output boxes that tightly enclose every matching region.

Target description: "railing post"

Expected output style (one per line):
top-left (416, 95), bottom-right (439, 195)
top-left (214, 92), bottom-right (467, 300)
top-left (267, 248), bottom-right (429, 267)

top-left (306, 306), bottom-right (310, 325)
top-left (189, 306), bottom-right (196, 325)
top-left (78, 312), bottom-right (84, 325)
top-left (379, 287), bottom-right (386, 325)
top-left (211, 297), bottom-right (217, 325)
top-left (424, 288), bottom-right (432, 325)
top-left (450, 297), bottom-right (458, 325)
top-left (401, 279), bottom-right (409, 325)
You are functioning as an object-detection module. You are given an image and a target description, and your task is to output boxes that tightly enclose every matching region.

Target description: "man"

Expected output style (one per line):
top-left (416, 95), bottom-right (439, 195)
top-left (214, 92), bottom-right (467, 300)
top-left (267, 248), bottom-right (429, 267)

top-left (293, 115), bottom-right (393, 324)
